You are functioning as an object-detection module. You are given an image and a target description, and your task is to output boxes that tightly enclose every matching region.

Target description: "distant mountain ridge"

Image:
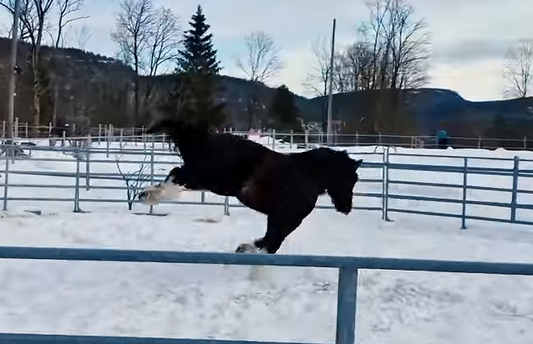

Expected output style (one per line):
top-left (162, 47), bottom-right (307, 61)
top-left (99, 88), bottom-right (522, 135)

top-left (307, 87), bottom-right (533, 136)
top-left (0, 37), bottom-right (532, 138)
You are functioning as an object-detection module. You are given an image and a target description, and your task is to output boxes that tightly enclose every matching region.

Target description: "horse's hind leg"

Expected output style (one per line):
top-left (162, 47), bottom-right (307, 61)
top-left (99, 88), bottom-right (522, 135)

top-left (235, 215), bottom-right (303, 254)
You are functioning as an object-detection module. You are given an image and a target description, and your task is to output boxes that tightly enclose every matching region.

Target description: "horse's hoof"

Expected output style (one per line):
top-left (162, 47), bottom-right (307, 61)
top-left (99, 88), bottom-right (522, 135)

top-left (138, 191), bottom-right (146, 200)
top-left (138, 191), bottom-right (159, 205)
top-left (235, 243), bottom-right (258, 253)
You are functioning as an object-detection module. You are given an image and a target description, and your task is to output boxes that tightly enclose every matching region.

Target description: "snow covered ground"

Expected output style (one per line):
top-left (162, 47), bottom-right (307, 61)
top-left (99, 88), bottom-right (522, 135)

top-left (0, 138), bottom-right (533, 344)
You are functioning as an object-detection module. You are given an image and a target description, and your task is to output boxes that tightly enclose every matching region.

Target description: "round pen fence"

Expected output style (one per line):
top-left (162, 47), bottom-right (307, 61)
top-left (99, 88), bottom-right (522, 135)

top-left (1, 140), bottom-right (532, 228)
top-left (1, 137), bottom-right (533, 344)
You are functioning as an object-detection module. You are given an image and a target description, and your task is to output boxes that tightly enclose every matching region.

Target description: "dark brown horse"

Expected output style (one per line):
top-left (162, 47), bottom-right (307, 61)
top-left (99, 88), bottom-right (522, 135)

top-left (138, 119), bottom-right (363, 254)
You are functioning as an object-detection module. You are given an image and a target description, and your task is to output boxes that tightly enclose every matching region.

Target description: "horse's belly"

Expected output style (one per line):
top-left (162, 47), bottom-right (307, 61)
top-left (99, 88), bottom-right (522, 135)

top-left (236, 193), bottom-right (269, 215)
top-left (205, 182), bottom-right (241, 197)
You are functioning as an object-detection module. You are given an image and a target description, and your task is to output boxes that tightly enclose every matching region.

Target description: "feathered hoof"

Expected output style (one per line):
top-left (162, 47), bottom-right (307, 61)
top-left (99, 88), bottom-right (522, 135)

top-left (235, 242), bottom-right (259, 253)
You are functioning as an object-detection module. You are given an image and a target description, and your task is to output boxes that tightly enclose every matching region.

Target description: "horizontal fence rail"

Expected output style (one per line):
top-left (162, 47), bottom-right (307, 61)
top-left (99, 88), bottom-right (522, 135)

top-left (3, 246), bottom-right (533, 272)
top-left (1, 142), bottom-right (533, 228)
top-left (0, 246), bottom-right (533, 344)
top-left (3, 119), bottom-right (533, 150)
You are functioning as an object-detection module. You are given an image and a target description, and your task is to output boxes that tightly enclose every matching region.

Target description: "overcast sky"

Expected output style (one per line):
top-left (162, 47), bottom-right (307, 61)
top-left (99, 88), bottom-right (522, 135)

top-left (2, 0), bottom-right (533, 101)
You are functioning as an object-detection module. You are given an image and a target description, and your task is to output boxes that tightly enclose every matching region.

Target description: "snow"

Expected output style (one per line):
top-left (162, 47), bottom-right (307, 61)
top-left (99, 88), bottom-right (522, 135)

top-left (1, 140), bottom-right (533, 344)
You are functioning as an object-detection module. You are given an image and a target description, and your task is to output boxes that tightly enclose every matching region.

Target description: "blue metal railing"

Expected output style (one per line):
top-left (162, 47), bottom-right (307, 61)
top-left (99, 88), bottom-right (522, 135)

top-left (0, 246), bottom-right (533, 344)
top-left (1, 145), bottom-right (533, 226)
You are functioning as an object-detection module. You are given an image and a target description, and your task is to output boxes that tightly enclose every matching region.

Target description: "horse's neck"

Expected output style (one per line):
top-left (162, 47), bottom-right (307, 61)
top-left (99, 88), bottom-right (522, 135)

top-left (290, 150), bottom-right (324, 170)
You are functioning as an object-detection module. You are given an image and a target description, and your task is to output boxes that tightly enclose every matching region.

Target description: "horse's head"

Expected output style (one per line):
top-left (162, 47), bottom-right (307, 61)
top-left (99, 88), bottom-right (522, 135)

top-left (313, 148), bottom-right (363, 214)
top-left (146, 118), bottom-right (210, 159)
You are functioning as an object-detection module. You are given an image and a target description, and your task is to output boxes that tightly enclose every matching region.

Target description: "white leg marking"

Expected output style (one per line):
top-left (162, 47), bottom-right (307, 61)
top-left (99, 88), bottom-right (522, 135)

top-left (234, 240), bottom-right (269, 282)
top-left (139, 180), bottom-right (187, 205)
top-left (235, 241), bottom-right (266, 254)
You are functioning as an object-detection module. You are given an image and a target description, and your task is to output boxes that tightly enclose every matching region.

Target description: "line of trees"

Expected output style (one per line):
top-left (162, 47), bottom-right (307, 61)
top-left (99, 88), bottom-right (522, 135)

top-left (110, 0), bottom-right (181, 125)
top-left (0, 0), bottom-right (429, 133)
top-left (109, 0), bottom-right (299, 130)
top-left (306, 0), bottom-right (429, 97)
top-left (106, 0), bottom-right (436, 132)
top-left (0, 0), bottom-right (89, 131)
top-left (304, 0), bottom-right (430, 134)
top-left (3, 0), bottom-right (532, 137)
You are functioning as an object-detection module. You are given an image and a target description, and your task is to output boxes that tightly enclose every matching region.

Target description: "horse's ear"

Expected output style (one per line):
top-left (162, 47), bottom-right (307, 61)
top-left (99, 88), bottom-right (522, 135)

top-left (354, 159), bottom-right (363, 170)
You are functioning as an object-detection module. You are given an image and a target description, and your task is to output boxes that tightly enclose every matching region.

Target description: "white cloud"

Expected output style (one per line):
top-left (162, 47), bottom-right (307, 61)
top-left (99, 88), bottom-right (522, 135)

top-left (429, 59), bottom-right (505, 101)
top-left (1, 0), bottom-right (532, 101)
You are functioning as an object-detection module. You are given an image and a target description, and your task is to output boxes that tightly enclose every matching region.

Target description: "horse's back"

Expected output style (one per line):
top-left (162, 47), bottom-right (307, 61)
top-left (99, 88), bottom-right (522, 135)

top-left (196, 133), bottom-right (275, 192)
top-left (205, 133), bottom-right (273, 167)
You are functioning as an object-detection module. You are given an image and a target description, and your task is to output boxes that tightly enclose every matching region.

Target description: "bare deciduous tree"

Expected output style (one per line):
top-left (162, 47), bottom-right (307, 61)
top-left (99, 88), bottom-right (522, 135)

top-left (1, 0), bottom-right (36, 42)
top-left (236, 30), bottom-right (283, 83)
top-left (302, 35), bottom-right (334, 132)
top-left (73, 23), bottom-right (91, 50)
top-left (1, 0), bottom-right (90, 132)
top-left (111, 0), bottom-right (153, 125)
top-left (349, 0), bottom-right (430, 134)
top-left (359, 0), bottom-right (430, 91)
top-left (303, 35), bottom-right (332, 97)
top-left (144, 7), bottom-right (180, 104)
top-left (334, 42), bottom-right (374, 93)
top-left (235, 30), bottom-right (283, 129)
top-left (115, 152), bottom-right (150, 210)
top-left (53, 0), bottom-right (88, 48)
top-left (0, 0), bottom-right (56, 129)
top-left (111, 0), bottom-right (180, 125)
top-left (386, 0), bottom-right (429, 89)
top-left (503, 39), bottom-right (533, 99)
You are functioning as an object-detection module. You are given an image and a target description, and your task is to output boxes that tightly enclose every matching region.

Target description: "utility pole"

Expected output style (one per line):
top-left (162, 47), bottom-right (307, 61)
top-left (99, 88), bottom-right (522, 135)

top-left (7, 0), bottom-right (21, 143)
top-left (326, 18), bottom-right (336, 145)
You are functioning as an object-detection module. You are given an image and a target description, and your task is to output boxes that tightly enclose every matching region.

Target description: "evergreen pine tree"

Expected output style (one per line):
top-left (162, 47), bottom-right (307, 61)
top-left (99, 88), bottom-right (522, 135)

top-left (168, 5), bottom-right (225, 127)
top-left (268, 85), bottom-right (302, 132)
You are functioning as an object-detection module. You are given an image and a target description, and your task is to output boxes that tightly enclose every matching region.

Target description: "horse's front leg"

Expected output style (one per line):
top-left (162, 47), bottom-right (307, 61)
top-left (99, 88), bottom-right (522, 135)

top-left (138, 167), bottom-right (187, 205)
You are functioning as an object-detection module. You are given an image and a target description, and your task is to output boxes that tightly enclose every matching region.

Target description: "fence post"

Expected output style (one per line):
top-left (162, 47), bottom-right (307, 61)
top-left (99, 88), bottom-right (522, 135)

top-left (510, 156), bottom-right (520, 223)
top-left (2, 154), bottom-right (10, 211)
top-left (460, 157), bottom-right (468, 229)
top-left (335, 267), bottom-right (358, 344)
top-left (290, 129), bottom-right (294, 149)
top-left (143, 127), bottom-right (147, 151)
top-left (73, 154), bottom-right (81, 213)
top-left (272, 129), bottom-right (276, 150)
top-left (304, 130), bottom-right (309, 149)
top-left (149, 141), bottom-right (155, 214)
top-left (85, 135), bottom-right (91, 191)
top-left (106, 126), bottom-right (110, 158)
top-left (524, 137), bottom-right (527, 149)
top-left (223, 196), bottom-right (230, 215)
top-left (381, 147), bottom-right (390, 221)
top-left (98, 124), bottom-right (102, 144)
